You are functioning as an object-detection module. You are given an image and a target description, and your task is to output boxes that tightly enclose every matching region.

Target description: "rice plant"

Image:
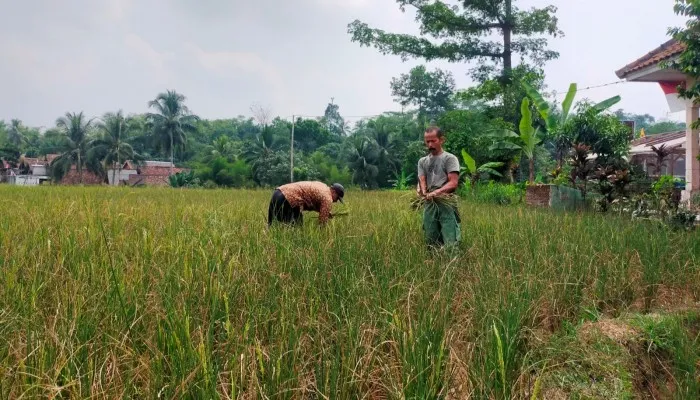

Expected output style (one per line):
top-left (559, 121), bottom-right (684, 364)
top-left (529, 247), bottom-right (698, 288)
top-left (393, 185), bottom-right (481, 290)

top-left (0, 185), bottom-right (697, 399)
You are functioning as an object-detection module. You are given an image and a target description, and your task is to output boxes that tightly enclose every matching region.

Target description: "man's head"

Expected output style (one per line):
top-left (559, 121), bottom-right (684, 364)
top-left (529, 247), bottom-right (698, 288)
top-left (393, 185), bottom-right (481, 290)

top-left (330, 183), bottom-right (345, 203)
top-left (424, 127), bottom-right (445, 155)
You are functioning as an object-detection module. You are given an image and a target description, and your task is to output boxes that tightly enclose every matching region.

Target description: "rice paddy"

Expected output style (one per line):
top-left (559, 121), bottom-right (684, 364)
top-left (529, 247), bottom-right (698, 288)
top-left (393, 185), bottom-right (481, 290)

top-left (0, 186), bottom-right (698, 399)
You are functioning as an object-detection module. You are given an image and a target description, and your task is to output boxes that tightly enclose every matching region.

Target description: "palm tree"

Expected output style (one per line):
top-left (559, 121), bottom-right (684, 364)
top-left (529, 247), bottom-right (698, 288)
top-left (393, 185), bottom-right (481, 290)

top-left (7, 119), bottom-right (27, 149)
top-left (347, 136), bottom-right (381, 189)
top-left (51, 112), bottom-right (96, 184)
top-left (91, 111), bottom-right (142, 186)
top-left (146, 90), bottom-right (199, 176)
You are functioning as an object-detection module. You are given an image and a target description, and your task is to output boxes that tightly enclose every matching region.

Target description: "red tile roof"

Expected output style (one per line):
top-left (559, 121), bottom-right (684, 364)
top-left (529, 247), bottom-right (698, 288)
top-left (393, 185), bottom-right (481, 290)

top-left (616, 39), bottom-right (685, 79)
top-left (630, 130), bottom-right (685, 147)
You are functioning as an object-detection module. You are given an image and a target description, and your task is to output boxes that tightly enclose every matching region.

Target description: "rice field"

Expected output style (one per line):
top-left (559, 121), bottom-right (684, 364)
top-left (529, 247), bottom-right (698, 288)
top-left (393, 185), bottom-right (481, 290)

top-left (0, 186), bottom-right (698, 399)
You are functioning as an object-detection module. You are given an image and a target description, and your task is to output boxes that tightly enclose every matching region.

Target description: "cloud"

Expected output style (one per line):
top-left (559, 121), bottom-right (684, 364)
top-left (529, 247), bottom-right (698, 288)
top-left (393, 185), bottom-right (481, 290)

top-left (184, 41), bottom-right (288, 104)
top-left (315, 0), bottom-right (372, 8)
top-left (103, 0), bottom-right (133, 21)
top-left (123, 33), bottom-right (173, 84)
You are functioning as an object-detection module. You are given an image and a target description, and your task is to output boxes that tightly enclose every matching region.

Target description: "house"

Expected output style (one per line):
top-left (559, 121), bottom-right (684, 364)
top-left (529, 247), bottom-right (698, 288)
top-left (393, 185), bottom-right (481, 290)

top-left (106, 161), bottom-right (139, 186)
top-left (628, 130), bottom-right (686, 178)
top-left (126, 161), bottom-right (187, 187)
top-left (4, 155), bottom-right (52, 186)
top-left (1, 154), bottom-right (187, 187)
top-left (615, 38), bottom-right (699, 201)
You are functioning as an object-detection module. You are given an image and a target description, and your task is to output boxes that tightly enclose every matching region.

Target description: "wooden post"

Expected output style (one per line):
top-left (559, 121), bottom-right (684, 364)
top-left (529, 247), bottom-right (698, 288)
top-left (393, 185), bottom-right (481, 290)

top-left (684, 105), bottom-right (699, 201)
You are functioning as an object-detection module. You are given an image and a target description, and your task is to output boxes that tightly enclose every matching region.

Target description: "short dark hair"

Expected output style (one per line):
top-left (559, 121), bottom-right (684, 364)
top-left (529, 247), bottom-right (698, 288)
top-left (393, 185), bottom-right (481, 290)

top-left (424, 126), bottom-right (444, 138)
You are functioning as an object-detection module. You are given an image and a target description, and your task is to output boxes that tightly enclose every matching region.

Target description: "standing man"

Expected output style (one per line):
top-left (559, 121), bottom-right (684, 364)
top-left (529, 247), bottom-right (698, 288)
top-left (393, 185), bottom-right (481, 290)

top-left (268, 181), bottom-right (345, 227)
top-left (417, 126), bottom-right (461, 248)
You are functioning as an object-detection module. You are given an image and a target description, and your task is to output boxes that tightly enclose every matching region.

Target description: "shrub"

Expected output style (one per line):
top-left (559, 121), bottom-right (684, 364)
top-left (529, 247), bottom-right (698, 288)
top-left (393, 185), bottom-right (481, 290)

top-left (459, 181), bottom-right (524, 205)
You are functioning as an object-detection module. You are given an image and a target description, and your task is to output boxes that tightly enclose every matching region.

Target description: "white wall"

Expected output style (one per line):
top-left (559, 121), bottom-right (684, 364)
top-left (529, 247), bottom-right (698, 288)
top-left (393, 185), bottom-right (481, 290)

top-left (107, 169), bottom-right (138, 185)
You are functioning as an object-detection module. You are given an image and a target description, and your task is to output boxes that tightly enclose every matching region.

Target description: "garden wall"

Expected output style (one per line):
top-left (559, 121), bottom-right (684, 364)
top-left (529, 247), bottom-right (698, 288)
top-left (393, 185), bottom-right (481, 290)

top-left (526, 184), bottom-right (585, 211)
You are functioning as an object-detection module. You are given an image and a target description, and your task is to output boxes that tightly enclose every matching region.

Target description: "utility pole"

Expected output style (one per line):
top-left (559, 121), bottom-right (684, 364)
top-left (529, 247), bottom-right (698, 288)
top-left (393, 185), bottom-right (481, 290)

top-left (290, 115), bottom-right (295, 183)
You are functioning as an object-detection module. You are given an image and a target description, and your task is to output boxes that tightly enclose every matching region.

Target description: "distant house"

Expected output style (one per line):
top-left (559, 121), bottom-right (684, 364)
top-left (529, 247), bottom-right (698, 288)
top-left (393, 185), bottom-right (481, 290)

top-left (127, 161), bottom-right (187, 187)
top-left (629, 131), bottom-right (686, 178)
top-left (4, 155), bottom-right (52, 186)
top-left (106, 161), bottom-right (139, 186)
top-left (1, 154), bottom-right (188, 187)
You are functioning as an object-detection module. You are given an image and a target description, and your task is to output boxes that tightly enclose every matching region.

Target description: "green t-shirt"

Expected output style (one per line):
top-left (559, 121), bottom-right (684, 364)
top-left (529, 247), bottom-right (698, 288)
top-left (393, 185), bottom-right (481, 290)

top-left (418, 151), bottom-right (460, 193)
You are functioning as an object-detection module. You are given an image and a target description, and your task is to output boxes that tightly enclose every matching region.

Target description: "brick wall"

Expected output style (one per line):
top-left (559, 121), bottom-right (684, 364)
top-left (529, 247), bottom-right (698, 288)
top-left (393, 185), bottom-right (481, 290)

top-left (58, 169), bottom-right (105, 185)
top-left (525, 185), bottom-right (551, 207)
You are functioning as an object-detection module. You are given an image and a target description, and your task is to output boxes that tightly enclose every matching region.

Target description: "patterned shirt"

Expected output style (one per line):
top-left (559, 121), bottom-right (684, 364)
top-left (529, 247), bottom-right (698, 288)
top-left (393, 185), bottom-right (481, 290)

top-left (278, 181), bottom-right (334, 224)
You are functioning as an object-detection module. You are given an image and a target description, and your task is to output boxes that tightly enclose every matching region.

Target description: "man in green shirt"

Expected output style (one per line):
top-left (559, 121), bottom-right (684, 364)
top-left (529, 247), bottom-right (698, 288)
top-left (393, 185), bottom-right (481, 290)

top-left (417, 126), bottom-right (461, 249)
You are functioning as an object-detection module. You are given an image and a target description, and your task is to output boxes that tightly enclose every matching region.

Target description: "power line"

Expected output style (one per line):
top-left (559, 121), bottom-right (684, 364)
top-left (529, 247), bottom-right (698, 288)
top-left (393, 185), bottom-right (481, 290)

top-left (552, 80), bottom-right (629, 96)
top-left (281, 80), bottom-right (632, 119)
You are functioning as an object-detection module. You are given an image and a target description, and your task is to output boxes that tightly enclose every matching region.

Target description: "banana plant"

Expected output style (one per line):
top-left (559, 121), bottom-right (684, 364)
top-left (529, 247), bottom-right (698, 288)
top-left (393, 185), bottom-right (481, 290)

top-left (522, 82), bottom-right (621, 133)
top-left (489, 98), bottom-right (542, 183)
top-left (461, 149), bottom-right (503, 188)
top-left (522, 82), bottom-right (621, 167)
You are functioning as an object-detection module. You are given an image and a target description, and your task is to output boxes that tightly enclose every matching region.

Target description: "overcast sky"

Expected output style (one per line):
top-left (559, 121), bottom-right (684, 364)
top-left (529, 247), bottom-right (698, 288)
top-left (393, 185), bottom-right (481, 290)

top-left (0, 0), bottom-right (687, 128)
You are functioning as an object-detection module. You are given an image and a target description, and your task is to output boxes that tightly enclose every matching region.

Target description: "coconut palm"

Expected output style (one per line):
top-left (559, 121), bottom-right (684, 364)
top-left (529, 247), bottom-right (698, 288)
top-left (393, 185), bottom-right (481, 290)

top-left (51, 112), bottom-right (97, 184)
top-left (347, 136), bottom-right (381, 189)
top-left (91, 111), bottom-right (143, 186)
top-left (7, 119), bottom-right (27, 149)
top-left (146, 90), bottom-right (199, 175)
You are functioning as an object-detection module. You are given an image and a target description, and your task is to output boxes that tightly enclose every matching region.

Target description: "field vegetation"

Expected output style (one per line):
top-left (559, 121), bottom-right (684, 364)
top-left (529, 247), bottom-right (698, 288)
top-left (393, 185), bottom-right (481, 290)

top-left (0, 186), bottom-right (698, 399)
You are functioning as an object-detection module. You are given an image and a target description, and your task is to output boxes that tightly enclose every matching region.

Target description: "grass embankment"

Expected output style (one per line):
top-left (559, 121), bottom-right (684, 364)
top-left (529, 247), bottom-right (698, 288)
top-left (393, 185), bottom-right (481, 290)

top-left (0, 186), bottom-right (698, 398)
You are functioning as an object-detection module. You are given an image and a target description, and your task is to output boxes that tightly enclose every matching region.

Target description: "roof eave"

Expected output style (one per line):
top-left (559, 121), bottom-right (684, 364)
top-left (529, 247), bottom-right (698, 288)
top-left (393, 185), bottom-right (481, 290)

top-left (616, 57), bottom-right (681, 81)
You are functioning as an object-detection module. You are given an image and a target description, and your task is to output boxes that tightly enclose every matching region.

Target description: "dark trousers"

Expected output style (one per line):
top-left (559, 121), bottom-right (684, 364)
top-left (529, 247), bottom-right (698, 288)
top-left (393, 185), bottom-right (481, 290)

top-left (268, 189), bottom-right (303, 226)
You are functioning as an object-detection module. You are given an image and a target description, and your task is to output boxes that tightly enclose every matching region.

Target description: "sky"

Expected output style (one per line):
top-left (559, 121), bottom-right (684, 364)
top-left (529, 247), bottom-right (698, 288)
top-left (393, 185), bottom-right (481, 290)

top-left (0, 0), bottom-right (688, 128)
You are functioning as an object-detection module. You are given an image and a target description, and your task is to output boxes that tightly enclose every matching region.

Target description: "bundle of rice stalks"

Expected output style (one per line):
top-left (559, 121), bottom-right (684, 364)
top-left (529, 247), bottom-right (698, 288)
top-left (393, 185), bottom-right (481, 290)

top-left (310, 211), bottom-right (350, 219)
top-left (410, 193), bottom-right (459, 211)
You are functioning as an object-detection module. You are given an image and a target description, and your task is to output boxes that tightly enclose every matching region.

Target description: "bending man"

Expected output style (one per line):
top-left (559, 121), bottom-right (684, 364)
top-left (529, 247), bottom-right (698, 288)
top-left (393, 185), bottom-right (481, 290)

top-left (268, 181), bottom-right (345, 226)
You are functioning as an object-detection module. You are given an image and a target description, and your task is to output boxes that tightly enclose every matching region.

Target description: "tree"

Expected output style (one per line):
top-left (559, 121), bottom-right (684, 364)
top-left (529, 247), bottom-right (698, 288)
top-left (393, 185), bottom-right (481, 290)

top-left (668, 0), bottom-right (700, 128)
top-left (0, 121), bottom-right (7, 145)
top-left (613, 109), bottom-right (656, 136)
top-left (91, 111), bottom-right (142, 186)
top-left (561, 103), bottom-right (631, 167)
top-left (646, 120), bottom-right (686, 135)
top-left (348, 0), bottom-right (563, 113)
top-left (347, 136), bottom-right (381, 189)
top-left (323, 101), bottom-right (346, 136)
top-left (146, 90), bottom-right (199, 175)
top-left (523, 82), bottom-right (621, 167)
top-left (51, 112), bottom-right (96, 184)
top-left (457, 64), bottom-right (545, 126)
top-left (440, 108), bottom-right (512, 179)
top-left (489, 98), bottom-right (541, 183)
top-left (390, 65), bottom-right (456, 125)
top-left (250, 103), bottom-right (273, 130)
top-left (292, 118), bottom-right (331, 153)
top-left (7, 119), bottom-right (27, 149)
top-left (649, 143), bottom-right (681, 175)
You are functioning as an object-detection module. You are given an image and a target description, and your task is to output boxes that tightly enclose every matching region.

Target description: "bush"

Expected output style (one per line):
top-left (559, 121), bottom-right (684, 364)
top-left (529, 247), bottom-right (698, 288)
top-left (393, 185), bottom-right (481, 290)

top-left (195, 157), bottom-right (252, 188)
top-left (459, 181), bottom-right (525, 205)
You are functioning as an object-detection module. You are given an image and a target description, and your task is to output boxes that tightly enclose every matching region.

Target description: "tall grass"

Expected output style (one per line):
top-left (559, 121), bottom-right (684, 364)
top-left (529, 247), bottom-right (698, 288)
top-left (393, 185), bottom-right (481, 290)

top-left (0, 186), bottom-right (698, 398)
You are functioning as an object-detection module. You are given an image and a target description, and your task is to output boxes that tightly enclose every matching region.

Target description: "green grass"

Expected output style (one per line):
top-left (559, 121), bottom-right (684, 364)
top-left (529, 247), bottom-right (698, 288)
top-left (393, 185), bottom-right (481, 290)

top-left (0, 186), bottom-right (698, 399)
